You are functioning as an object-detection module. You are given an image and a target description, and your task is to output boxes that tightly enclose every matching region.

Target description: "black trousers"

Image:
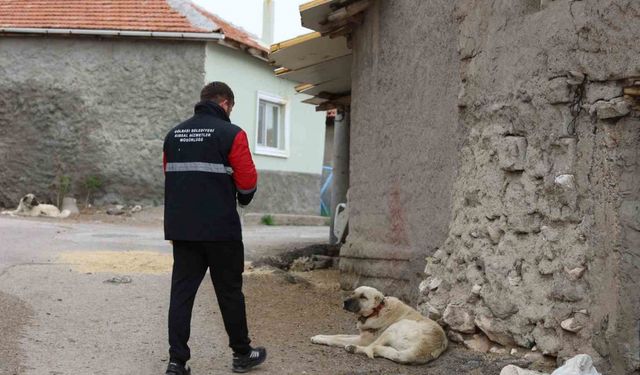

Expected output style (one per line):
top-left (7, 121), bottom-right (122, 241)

top-left (168, 240), bottom-right (251, 363)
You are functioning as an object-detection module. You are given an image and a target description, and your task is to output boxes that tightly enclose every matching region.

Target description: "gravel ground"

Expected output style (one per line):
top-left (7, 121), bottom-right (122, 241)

top-left (0, 291), bottom-right (32, 375)
top-left (0, 262), bottom-right (532, 375)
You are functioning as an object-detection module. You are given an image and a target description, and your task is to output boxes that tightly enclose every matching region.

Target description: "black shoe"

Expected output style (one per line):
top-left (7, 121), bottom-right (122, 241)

top-left (232, 347), bottom-right (267, 373)
top-left (165, 362), bottom-right (191, 375)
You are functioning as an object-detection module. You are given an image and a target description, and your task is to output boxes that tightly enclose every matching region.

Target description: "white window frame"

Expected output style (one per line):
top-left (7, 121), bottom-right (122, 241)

top-left (255, 91), bottom-right (290, 158)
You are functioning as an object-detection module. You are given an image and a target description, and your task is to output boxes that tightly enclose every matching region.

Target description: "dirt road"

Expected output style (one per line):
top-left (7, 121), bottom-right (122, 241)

top-left (0, 214), bottom-right (533, 375)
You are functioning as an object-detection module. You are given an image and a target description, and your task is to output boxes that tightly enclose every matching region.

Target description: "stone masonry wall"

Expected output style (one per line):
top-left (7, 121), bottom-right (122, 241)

top-left (417, 1), bottom-right (640, 374)
top-left (247, 170), bottom-right (321, 215)
top-left (0, 36), bottom-right (205, 207)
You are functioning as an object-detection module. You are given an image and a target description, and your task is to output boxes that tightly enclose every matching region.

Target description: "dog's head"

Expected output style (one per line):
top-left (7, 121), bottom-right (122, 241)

top-left (20, 194), bottom-right (39, 208)
top-left (343, 286), bottom-right (385, 316)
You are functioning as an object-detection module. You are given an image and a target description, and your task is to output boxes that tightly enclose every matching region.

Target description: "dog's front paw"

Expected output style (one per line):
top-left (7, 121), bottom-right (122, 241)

top-left (364, 348), bottom-right (375, 359)
top-left (310, 335), bottom-right (323, 344)
top-left (344, 344), bottom-right (356, 353)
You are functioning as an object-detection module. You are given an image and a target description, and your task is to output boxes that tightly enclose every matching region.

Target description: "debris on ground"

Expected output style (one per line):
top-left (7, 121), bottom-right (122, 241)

top-left (61, 197), bottom-right (80, 215)
top-left (289, 255), bottom-right (337, 272)
top-left (106, 204), bottom-right (144, 216)
top-left (251, 243), bottom-right (340, 271)
top-left (103, 276), bottom-right (133, 284)
top-left (501, 354), bottom-right (601, 375)
top-left (106, 205), bottom-right (125, 215)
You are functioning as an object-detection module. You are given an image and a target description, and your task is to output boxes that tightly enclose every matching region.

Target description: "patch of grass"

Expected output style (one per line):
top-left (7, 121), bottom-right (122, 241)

top-left (83, 175), bottom-right (104, 207)
top-left (55, 175), bottom-right (72, 208)
top-left (261, 214), bottom-right (275, 226)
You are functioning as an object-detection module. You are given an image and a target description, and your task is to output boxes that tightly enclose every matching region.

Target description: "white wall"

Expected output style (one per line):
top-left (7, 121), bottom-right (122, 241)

top-left (204, 42), bottom-right (325, 175)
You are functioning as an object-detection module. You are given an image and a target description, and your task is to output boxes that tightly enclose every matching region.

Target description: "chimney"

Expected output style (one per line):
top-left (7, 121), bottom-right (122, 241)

top-left (262, 0), bottom-right (275, 45)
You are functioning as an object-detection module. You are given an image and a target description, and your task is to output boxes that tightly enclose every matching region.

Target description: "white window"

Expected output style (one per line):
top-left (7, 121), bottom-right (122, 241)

top-left (255, 92), bottom-right (289, 157)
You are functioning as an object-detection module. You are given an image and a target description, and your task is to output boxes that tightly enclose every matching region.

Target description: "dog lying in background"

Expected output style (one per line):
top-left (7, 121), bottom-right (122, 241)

top-left (1, 194), bottom-right (70, 218)
top-left (311, 286), bottom-right (448, 364)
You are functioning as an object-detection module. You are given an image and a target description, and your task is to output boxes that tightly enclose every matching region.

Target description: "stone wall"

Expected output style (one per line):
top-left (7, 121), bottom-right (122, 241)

top-left (0, 36), bottom-right (205, 207)
top-left (247, 170), bottom-right (321, 215)
top-left (342, 0), bottom-right (461, 303)
top-left (342, 0), bottom-right (639, 373)
top-left (414, 1), bottom-right (639, 374)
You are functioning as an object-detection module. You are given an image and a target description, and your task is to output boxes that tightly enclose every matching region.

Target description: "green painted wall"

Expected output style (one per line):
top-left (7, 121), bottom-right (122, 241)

top-left (204, 42), bottom-right (326, 175)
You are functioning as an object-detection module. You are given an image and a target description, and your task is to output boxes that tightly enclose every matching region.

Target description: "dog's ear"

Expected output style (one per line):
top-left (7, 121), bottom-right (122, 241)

top-left (374, 293), bottom-right (383, 304)
top-left (31, 197), bottom-right (40, 206)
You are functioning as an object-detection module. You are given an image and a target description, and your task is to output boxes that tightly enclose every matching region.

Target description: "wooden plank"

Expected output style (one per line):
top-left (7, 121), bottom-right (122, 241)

top-left (276, 54), bottom-right (351, 85)
top-left (300, 0), bottom-right (337, 31)
top-left (327, 0), bottom-right (369, 23)
top-left (299, 0), bottom-right (332, 12)
top-left (301, 0), bottom-right (369, 33)
top-left (270, 32), bottom-right (321, 54)
top-left (270, 33), bottom-right (351, 71)
top-left (296, 77), bottom-right (351, 97)
top-left (302, 96), bottom-right (328, 106)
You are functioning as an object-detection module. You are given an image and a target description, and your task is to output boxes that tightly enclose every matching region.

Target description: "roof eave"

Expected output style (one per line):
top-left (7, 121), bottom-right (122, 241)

top-left (0, 27), bottom-right (224, 41)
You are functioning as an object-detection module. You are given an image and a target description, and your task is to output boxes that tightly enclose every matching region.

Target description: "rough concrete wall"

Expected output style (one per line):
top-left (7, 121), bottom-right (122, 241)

top-left (416, 1), bottom-right (640, 374)
top-left (0, 36), bottom-right (205, 207)
top-left (246, 170), bottom-right (321, 215)
top-left (342, 0), bottom-right (461, 303)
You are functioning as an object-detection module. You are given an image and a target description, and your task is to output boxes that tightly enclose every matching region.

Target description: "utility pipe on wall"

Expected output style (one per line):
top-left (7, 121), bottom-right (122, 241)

top-left (330, 108), bottom-right (350, 244)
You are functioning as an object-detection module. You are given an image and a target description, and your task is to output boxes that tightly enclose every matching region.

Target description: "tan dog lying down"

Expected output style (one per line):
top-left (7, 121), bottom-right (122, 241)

top-left (311, 286), bottom-right (447, 364)
top-left (1, 194), bottom-right (70, 218)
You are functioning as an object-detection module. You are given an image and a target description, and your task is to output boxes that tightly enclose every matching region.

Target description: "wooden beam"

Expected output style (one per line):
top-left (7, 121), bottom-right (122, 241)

top-left (270, 32), bottom-right (321, 53)
top-left (624, 86), bottom-right (640, 97)
top-left (314, 94), bottom-right (351, 111)
top-left (322, 13), bottom-right (364, 35)
top-left (295, 83), bottom-right (315, 93)
top-left (326, 0), bottom-right (369, 23)
top-left (328, 25), bottom-right (352, 39)
top-left (300, 0), bottom-right (332, 12)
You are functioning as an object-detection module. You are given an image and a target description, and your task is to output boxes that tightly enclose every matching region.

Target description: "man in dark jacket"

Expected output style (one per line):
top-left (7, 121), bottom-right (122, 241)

top-left (163, 82), bottom-right (266, 374)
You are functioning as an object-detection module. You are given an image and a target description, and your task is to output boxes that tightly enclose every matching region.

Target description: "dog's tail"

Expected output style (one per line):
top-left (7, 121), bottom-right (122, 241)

top-left (58, 209), bottom-right (71, 218)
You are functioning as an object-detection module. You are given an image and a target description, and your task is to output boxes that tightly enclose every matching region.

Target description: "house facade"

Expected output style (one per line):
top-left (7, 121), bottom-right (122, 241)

top-left (272, 1), bottom-right (640, 374)
top-left (0, 0), bottom-right (325, 215)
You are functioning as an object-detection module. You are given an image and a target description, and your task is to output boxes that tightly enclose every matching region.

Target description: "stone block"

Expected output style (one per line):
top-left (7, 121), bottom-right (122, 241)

top-left (590, 98), bottom-right (631, 120)
top-left (564, 266), bottom-right (586, 281)
top-left (549, 274), bottom-right (586, 302)
top-left (463, 333), bottom-right (492, 353)
top-left (545, 77), bottom-right (572, 104)
top-left (585, 82), bottom-right (621, 104)
top-left (532, 326), bottom-right (561, 355)
top-left (560, 312), bottom-right (588, 333)
top-left (498, 136), bottom-right (528, 172)
top-left (443, 304), bottom-right (476, 333)
top-left (540, 226), bottom-right (560, 242)
top-left (475, 315), bottom-right (517, 346)
top-left (487, 223), bottom-right (504, 244)
top-left (508, 213), bottom-right (542, 234)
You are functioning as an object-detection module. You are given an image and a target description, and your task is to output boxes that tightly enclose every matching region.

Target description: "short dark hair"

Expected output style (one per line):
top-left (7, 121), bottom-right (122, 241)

top-left (200, 81), bottom-right (235, 104)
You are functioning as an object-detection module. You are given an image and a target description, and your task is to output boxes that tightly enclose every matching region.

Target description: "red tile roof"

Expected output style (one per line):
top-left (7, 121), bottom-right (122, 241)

top-left (191, 4), bottom-right (268, 54)
top-left (0, 0), bottom-right (211, 33)
top-left (0, 0), bottom-right (266, 56)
